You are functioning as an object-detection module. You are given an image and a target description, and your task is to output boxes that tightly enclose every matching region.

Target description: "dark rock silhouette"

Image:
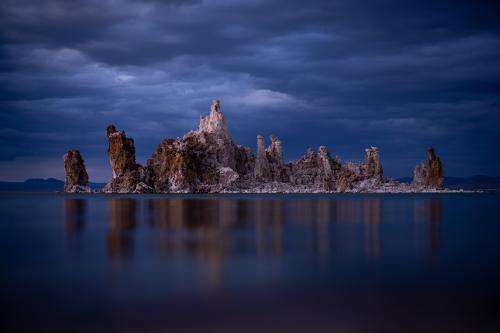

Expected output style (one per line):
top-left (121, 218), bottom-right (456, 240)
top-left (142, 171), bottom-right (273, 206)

top-left (63, 150), bottom-right (90, 193)
top-left (413, 148), bottom-right (444, 189)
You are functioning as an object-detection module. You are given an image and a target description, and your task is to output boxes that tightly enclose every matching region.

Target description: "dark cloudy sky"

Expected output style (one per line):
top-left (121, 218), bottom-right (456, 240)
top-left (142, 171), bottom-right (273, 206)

top-left (1, 0), bottom-right (499, 181)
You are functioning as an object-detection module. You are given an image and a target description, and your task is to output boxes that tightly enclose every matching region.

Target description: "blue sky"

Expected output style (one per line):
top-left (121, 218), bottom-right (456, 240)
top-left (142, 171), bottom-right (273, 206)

top-left (1, 0), bottom-right (499, 181)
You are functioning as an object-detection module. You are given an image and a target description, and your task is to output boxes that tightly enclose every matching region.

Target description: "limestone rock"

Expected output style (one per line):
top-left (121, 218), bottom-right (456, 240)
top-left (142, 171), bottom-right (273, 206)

top-left (267, 135), bottom-right (284, 167)
top-left (253, 134), bottom-right (288, 182)
top-left (63, 150), bottom-right (90, 193)
top-left (84, 99), bottom-right (449, 194)
top-left (218, 167), bottom-right (240, 188)
top-left (289, 146), bottom-right (341, 191)
top-left (198, 100), bottom-right (237, 169)
top-left (146, 101), bottom-right (253, 193)
top-left (147, 132), bottom-right (219, 192)
top-left (106, 124), bottom-right (137, 178)
top-left (103, 125), bottom-right (150, 193)
top-left (363, 147), bottom-right (383, 180)
top-left (335, 147), bottom-right (383, 191)
top-left (413, 148), bottom-right (444, 189)
top-left (254, 135), bottom-right (271, 181)
top-left (267, 135), bottom-right (286, 181)
top-left (234, 145), bottom-right (255, 177)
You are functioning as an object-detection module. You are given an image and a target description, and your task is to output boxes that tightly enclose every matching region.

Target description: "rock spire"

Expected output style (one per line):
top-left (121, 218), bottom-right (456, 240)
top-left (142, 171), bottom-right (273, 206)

top-left (413, 148), bottom-right (444, 189)
top-left (63, 149), bottom-right (90, 193)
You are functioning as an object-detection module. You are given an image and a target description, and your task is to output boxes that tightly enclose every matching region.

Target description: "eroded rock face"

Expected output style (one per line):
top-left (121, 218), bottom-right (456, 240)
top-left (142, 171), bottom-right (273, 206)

top-left (254, 135), bottom-right (271, 181)
top-left (198, 100), bottom-right (237, 169)
top-left (413, 148), bottom-right (444, 189)
top-left (234, 145), bottom-right (255, 177)
top-left (91, 99), bottom-right (446, 193)
top-left (252, 134), bottom-right (288, 182)
top-left (147, 134), bottom-right (218, 192)
top-left (104, 125), bottom-right (152, 193)
top-left (63, 150), bottom-right (90, 193)
top-left (335, 147), bottom-right (383, 191)
top-left (106, 124), bottom-right (137, 179)
top-left (146, 101), bottom-right (246, 193)
top-left (363, 147), bottom-right (383, 180)
top-left (289, 146), bottom-right (341, 191)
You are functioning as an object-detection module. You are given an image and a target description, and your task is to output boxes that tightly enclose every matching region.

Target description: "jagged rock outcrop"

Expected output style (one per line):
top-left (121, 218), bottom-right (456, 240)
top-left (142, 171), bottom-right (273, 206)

top-left (198, 100), bottom-right (237, 169)
top-left (234, 145), bottom-right (255, 177)
top-left (254, 135), bottom-right (271, 181)
top-left (363, 147), bottom-right (383, 180)
top-left (335, 147), bottom-right (384, 191)
top-left (146, 100), bottom-right (244, 193)
top-left (253, 134), bottom-right (288, 182)
top-left (413, 148), bottom-right (444, 189)
top-left (267, 135), bottom-right (286, 181)
top-left (68, 99), bottom-right (448, 193)
top-left (146, 134), bottom-right (217, 192)
top-left (63, 150), bottom-right (90, 193)
top-left (103, 125), bottom-right (152, 193)
top-left (289, 146), bottom-right (341, 191)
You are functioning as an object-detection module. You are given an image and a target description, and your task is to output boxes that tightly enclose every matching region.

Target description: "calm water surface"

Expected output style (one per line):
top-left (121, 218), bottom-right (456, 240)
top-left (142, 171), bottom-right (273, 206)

top-left (1, 193), bottom-right (500, 332)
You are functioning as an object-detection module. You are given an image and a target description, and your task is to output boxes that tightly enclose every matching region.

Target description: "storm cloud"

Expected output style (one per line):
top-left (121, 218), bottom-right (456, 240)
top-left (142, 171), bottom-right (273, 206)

top-left (1, 0), bottom-right (499, 181)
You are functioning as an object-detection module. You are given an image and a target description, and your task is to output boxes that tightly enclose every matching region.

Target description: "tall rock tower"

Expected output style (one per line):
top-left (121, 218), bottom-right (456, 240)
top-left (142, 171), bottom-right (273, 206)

top-left (413, 148), bottom-right (444, 189)
top-left (63, 149), bottom-right (90, 192)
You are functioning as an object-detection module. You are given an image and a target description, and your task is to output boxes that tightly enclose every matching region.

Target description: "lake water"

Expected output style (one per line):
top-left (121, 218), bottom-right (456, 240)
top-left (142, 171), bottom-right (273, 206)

top-left (1, 193), bottom-right (500, 332)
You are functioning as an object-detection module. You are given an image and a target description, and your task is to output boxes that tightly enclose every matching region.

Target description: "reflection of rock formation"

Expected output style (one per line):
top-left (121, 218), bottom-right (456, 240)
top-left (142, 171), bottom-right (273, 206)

top-left (63, 150), bottom-right (90, 193)
top-left (414, 199), bottom-right (443, 257)
top-left (146, 198), bottom-right (286, 287)
top-left (325, 198), bottom-right (381, 258)
top-left (316, 200), bottom-right (331, 260)
top-left (147, 198), bottom-right (247, 288)
top-left (254, 199), bottom-right (284, 256)
top-left (64, 199), bottom-right (87, 234)
top-left (363, 199), bottom-right (381, 259)
top-left (107, 199), bottom-right (136, 259)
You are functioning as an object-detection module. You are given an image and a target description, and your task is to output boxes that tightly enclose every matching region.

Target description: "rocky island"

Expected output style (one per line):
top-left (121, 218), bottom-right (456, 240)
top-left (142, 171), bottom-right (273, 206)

top-left (64, 100), bottom-right (446, 193)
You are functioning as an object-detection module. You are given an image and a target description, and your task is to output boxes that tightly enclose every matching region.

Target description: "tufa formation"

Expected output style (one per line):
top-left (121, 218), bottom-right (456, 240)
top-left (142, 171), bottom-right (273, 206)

top-left (64, 100), bottom-right (446, 193)
top-left (63, 150), bottom-right (90, 193)
top-left (413, 148), bottom-right (444, 190)
top-left (103, 125), bottom-right (152, 193)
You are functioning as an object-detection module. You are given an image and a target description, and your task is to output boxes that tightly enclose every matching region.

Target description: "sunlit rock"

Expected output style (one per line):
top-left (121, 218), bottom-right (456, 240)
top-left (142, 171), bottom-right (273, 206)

top-left (78, 99), bottom-right (449, 194)
top-left (63, 149), bottom-right (90, 193)
top-left (103, 124), bottom-right (152, 193)
top-left (289, 146), bottom-right (341, 191)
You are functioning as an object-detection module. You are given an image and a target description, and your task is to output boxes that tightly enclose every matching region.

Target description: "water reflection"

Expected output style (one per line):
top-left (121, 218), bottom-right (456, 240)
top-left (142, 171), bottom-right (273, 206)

top-left (414, 198), bottom-right (443, 259)
top-left (61, 197), bottom-right (443, 265)
top-left (254, 199), bottom-right (283, 257)
top-left (145, 198), bottom-right (385, 260)
top-left (363, 200), bottom-right (381, 259)
top-left (64, 199), bottom-right (87, 252)
top-left (64, 199), bottom-right (87, 235)
top-left (107, 199), bottom-right (136, 259)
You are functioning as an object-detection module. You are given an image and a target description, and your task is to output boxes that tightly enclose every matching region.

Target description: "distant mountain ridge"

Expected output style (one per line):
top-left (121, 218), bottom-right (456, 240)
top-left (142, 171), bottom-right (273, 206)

top-left (0, 178), bottom-right (106, 192)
